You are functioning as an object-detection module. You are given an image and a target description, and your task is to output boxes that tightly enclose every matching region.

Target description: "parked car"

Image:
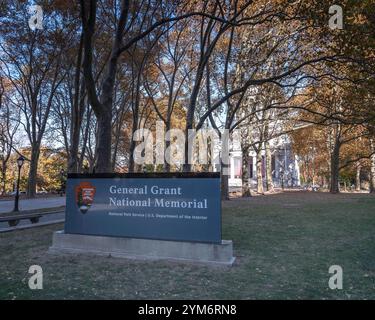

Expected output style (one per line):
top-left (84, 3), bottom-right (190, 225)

top-left (37, 190), bottom-right (48, 194)
top-left (302, 184), bottom-right (320, 192)
top-left (8, 190), bottom-right (26, 196)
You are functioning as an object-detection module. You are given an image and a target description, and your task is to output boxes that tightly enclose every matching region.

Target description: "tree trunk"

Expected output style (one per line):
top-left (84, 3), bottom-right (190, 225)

top-left (27, 146), bottom-right (40, 197)
top-left (95, 112), bottom-right (112, 173)
top-left (81, 0), bottom-right (129, 173)
top-left (68, 124), bottom-right (80, 173)
top-left (128, 61), bottom-right (145, 173)
top-left (164, 122), bottom-right (171, 172)
top-left (183, 129), bottom-right (193, 172)
top-left (111, 138), bottom-right (119, 172)
top-left (256, 149), bottom-right (264, 194)
top-left (329, 139), bottom-right (341, 194)
top-left (355, 162), bottom-right (361, 191)
top-left (370, 138), bottom-right (375, 193)
top-left (128, 112), bottom-right (138, 173)
top-left (78, 107), bottom-right (92, 171)
top-left (1, 163), bottom-right (6, 195)
top-left (68, 97), bottom-right (85, 173)
top-left (241, 150), bottom-right (251, 197)
top-left (112, 107), bottom-right (126, 171)
top-left (265, 141), bottom-right (274, 192)
top-left (68, 34), bottom-right (84, 174)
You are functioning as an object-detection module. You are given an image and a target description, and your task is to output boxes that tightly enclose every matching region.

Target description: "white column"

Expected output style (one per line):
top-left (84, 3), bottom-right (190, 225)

top-left (230, 156), bottom-right (235, 180)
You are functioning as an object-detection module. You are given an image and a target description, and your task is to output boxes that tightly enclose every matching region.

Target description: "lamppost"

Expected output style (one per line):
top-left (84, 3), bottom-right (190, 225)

top-left (13, 155), bottom-right (25, 212)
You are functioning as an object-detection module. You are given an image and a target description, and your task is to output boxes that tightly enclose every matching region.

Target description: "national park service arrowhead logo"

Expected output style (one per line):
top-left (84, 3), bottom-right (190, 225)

top-left (75, 182), bottom-right (96, 214)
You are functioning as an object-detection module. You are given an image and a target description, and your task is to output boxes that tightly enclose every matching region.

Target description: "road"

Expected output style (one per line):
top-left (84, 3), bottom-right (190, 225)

top-left (0, 196), bottom-right (66, 214)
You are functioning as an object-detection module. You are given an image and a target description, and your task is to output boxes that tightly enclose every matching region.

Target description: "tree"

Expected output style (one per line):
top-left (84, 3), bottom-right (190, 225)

top-left (0, 75), bottom-right (20, 194)
top-left (79, 0), bottom-right (236, 172)
top-left (289, 77), bottom-right (375, 193)
top-left (144, 19), bottom-right (194, 172)
top-left (1, 2), bottom-right (76, 196)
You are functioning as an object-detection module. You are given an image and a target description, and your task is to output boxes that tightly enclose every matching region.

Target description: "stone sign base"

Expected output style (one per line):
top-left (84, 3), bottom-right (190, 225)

top-left (49, 231), bottom-right (235, 266)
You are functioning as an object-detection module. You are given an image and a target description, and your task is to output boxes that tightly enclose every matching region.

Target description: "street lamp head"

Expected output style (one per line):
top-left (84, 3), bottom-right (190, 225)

top-left (17, 156), bottom-right (25, 168)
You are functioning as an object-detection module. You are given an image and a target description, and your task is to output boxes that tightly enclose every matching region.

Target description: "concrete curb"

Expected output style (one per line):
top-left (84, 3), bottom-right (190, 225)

top-left (49, 231), bottom-right (236, 267)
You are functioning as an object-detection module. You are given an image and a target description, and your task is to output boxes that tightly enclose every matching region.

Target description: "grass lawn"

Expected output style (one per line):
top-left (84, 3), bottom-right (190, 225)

top-left (1, 191), bottom-right (374, 300)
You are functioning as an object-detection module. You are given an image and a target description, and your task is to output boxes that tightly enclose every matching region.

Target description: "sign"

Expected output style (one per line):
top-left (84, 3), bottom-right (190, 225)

top-left (64, 173), bottom-right (221, 243)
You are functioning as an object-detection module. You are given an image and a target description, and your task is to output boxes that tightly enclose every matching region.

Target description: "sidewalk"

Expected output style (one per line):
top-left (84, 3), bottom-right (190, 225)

top-left (0, 197), bottom-right (66, 214)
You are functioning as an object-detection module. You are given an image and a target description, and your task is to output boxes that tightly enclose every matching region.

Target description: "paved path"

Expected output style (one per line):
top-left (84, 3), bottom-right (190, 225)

top-left (0, 197), bottom-right (66, 214)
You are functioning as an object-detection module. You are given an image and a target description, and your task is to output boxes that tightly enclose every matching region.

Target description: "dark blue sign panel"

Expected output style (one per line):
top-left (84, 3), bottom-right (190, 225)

top-left (64, 173), bottom-right (221, 243)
